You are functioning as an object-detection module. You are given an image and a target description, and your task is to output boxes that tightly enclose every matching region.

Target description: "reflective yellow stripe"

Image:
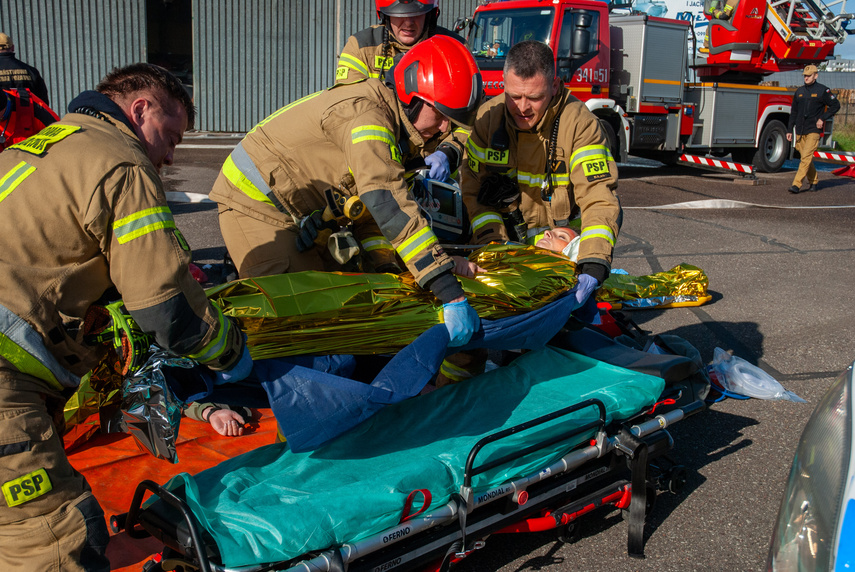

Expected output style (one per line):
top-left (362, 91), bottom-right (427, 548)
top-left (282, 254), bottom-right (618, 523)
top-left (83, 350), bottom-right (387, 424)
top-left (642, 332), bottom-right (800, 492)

top-left (397, 226), bottom-right (438, 263)
top-left (361, 236), bottom-right (394, 252)
top-left (526, 226), bottom-right (551, 244)
top-left (338, 53), bottom-right (371, 78)
top-left (465, 139), bottom-right (487, 161)
top-left (222, 155), bottom-right (276, 207)
top-left (187, 305), bottom-right (230, 364)
top-left (440, 359), bottom-right (475, 382)
top-left (0, 332), bottom-right (62, 389)
top-left (471, 212), bottom-right (503, 232)
top-left (248, 92), bottom-right (323, 135)
top-left (580, 225), bottom-right (615, 246)
top-left (351, 125), bottom-right (396, 146)
top-left (113, 206), bottom-right (176, 245)
top-left (517, 170), bottom-right (568, 187)
top-left (0, 161), bottom-right (36, 204)
top-left (570, 145), bottom-right (613, 172)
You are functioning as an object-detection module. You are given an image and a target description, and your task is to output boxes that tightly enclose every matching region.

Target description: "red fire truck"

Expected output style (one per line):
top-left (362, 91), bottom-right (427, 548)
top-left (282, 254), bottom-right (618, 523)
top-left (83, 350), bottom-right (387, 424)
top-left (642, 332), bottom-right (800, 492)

top-left (457, 0), bottom-right (852, 172)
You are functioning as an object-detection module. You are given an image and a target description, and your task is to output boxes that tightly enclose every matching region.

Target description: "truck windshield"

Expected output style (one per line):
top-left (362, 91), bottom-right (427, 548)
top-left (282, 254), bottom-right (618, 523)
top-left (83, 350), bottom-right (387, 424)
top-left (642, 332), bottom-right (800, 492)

top-left (468, 7), bottom-right (555, 67)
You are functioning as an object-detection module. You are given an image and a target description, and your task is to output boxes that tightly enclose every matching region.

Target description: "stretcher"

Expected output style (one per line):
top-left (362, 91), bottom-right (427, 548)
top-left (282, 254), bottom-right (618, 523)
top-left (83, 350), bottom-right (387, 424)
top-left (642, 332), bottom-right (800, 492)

top-left (113, 324), bottom-right (709, 572)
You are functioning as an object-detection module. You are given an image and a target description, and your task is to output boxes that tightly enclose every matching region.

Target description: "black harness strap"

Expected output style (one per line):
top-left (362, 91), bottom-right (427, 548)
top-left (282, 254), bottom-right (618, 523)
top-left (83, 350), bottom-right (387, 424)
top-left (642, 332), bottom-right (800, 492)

top-left (620, 428), bottom-right (649, 558)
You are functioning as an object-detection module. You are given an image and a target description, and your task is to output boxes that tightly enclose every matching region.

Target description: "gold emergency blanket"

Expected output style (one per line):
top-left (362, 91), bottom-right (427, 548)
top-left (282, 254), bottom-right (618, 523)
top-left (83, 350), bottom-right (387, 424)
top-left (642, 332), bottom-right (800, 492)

top-left (207, 245), bottom-right (578, 358)
top-left (207, 245), bottom-right (710, 359)
top-left (62, 361), bottom-right (123, 451)
top-left (62, 246), bottom-right (709, 441)
top-left (599, 264), bottom-right (711, 309)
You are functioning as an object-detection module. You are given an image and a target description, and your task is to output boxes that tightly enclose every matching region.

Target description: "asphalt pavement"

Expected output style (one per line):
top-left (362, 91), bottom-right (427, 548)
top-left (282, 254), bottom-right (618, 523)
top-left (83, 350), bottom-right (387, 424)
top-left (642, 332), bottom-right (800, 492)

top-left (163, 138), bottom-right (855, 572)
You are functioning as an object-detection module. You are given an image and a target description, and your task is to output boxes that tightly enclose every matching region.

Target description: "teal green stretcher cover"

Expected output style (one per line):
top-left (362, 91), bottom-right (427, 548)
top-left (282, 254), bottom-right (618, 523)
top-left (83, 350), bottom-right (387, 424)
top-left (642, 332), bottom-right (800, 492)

top-left (162, 347), bottom-right (665, 567)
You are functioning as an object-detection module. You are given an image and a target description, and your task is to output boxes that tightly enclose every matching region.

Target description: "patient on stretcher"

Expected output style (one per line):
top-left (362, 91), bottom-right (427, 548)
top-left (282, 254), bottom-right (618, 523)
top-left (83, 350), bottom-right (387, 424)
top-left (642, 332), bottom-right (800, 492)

top-left (534, 226), bottom-right (580, 261)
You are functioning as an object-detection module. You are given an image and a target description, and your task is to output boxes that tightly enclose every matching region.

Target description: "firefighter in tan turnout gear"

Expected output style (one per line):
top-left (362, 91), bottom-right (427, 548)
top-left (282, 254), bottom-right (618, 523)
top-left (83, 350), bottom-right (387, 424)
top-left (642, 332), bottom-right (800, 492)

top-left (336, 0), bottom-right (467, 182)
top-left (0, 63), bottom-right (250, 571)
top-left (462, 40), bottom-right (622, 312)
top-left (211, 35), bottom-right (483, 347)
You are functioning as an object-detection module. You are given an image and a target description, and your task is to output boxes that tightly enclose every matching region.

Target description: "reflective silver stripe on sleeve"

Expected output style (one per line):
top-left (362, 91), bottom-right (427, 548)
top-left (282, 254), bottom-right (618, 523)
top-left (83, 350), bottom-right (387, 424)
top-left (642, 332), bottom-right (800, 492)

top-left (229, 142), bottom-right (289, 213)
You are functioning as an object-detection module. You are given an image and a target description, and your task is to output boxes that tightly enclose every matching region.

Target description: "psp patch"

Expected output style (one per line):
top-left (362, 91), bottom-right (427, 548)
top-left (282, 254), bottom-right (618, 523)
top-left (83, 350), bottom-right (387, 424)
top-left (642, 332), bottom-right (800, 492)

top-left (581, 158), bottom-right (611, 182)
top-left (2, 468), bottom-right (52, 507)
top-left (374, 55), bottom-right (395, 70)
top-left (336, 67), bottom-right (348, 81)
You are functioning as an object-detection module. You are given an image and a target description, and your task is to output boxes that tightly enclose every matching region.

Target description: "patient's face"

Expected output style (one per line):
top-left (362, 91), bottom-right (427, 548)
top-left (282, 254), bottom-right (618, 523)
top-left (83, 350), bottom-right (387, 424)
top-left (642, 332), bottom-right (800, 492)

top-left (535, 227), bottom-right (578, 252)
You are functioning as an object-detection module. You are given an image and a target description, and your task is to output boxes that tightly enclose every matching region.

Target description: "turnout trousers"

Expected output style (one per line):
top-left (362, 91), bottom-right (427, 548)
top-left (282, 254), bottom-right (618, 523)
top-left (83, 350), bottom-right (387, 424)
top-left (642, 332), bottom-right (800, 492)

top-left (792, 133), bottom-right (821, 188)
top-left (0, 373), bottom-right (109, 571)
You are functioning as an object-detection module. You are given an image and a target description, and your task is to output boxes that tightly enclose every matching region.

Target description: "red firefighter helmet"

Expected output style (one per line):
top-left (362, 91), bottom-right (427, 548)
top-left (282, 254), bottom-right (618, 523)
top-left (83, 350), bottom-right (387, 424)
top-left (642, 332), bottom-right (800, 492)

top-left (376, 0), bottom-right (438, 20)
top-left (393, 35), bottom-right (482, 127)
top-left (0, 88), bottom-right (59, 152)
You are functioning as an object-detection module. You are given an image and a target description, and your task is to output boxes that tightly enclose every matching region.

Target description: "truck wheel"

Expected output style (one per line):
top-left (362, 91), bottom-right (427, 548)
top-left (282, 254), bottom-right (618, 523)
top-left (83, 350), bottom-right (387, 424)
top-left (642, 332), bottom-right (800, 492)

top-left (752, 119), bottom-right (788, 173)
top-left (598, 119), bottom-right (619, 162)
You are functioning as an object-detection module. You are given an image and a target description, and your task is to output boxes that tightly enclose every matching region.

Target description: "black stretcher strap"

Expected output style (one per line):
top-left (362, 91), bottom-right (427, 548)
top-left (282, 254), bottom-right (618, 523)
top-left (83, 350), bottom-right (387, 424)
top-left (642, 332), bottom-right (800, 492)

top-left (621, 429), bottom-right (649, 559)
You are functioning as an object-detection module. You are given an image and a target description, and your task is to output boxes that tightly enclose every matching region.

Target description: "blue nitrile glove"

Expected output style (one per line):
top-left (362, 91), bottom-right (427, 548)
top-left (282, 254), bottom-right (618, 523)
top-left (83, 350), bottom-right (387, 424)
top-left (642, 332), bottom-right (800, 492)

top-left (213, 345), bottom-right (253, 385)
top-left (424, 150), bottom-right (451, 181)
top-left (443, 299), bottom-right (480, 347)
top-left (574, 273), bottom-right (600, 306)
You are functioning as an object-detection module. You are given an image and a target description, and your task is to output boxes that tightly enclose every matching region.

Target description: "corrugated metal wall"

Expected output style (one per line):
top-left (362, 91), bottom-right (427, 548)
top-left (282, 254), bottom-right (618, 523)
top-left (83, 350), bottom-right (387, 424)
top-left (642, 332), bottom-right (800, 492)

top-left (193, 0), bottom-right (480, 132)
top-left (0, 0), bottom-right (146, 117)
top-left (1, 1), bottom-right (480, 132)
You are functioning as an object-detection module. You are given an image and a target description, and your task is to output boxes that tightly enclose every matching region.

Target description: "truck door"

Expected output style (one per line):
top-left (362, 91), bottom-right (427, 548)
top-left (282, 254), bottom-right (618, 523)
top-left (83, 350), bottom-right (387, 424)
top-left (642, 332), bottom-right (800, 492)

top-left (555, 7), bottom-right (607, 96)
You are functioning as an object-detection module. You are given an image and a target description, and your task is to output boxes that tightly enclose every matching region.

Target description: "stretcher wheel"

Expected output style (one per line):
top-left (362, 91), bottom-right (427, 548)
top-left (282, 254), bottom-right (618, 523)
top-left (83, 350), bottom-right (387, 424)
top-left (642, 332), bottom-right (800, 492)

top-left (557, 521), bottom-right (579, 544)
top-left (109, 513), bottom-right (127, 533)
top-left (667, 466), bottom-right (688, 494)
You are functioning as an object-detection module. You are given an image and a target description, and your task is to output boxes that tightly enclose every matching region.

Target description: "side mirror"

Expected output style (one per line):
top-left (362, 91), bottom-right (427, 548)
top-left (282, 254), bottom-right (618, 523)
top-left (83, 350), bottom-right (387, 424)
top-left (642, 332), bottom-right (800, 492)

top-left (572, 12), bottom-right (594, 56)
top-left (572, 29), bottom-right (591, 55)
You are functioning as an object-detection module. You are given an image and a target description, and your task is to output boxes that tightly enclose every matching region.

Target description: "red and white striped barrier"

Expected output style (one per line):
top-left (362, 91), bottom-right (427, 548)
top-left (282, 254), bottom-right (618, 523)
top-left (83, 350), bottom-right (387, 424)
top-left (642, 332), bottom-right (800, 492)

top-left (814, 150), bottom-right (855, 164)
top-left (679, 154), bottom-right (755, 175)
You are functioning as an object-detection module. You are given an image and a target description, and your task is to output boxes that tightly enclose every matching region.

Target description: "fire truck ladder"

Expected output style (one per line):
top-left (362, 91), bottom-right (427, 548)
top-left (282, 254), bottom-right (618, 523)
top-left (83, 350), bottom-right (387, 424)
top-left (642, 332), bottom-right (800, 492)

top-left (766, 0), bottom-right (854, 43)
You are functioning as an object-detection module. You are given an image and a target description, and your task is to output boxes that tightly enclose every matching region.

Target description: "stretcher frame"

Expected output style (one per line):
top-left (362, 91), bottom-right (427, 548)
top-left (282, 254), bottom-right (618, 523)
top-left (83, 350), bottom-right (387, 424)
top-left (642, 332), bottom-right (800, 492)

top-left (115, 330), bottom-right (708, 572)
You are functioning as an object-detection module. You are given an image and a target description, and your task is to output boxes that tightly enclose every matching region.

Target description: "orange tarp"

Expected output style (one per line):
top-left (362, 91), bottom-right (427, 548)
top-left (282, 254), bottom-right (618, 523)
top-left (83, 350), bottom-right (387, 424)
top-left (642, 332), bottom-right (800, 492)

top-left (68, 410), bottom-right (279, 571)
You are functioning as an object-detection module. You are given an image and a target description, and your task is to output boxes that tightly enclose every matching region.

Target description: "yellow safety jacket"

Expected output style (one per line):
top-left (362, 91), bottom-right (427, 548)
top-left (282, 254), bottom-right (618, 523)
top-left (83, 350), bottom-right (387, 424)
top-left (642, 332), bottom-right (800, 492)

top-left (208, 79), bottom-right (462, 300)
top-left (462, 87), bottom-right (621, 273)
top-left (0, 112), bottom-right (243, 390)
top-left (335, 24), bottom-right (469, 176)
top-left (335, 24), bottom-right (462, 84)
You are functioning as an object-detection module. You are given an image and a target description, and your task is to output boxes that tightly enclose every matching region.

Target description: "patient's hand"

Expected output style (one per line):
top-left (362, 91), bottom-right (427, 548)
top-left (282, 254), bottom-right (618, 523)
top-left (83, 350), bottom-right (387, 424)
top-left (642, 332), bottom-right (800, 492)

top-left (208, 408), bottom-right (246, 437)
top-left (452, 256), bottom-right (485, 279)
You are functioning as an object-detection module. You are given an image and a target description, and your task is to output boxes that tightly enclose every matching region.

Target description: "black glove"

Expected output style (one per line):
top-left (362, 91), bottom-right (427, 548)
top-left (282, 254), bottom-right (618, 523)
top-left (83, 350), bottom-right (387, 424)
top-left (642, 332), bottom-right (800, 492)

top-left (296, 211), bottom-right (338, 253)
top-left (477, 173), bottom-right (520, 208)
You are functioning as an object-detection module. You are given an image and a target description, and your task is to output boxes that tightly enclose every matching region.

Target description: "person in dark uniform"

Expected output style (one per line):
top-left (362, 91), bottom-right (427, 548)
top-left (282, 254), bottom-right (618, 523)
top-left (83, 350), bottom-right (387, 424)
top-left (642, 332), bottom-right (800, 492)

top-left (0, 32), bottom-right (50, 105)
top-left (786, 64), bottom-right (840, 194)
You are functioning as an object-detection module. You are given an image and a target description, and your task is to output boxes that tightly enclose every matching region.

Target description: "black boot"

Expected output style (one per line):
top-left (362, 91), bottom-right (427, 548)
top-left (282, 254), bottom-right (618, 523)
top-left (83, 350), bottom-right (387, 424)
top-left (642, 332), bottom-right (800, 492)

top-left (808, 183), bottom-right (818, 192)
top-left (788, 185), bottom-right (802, 194)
